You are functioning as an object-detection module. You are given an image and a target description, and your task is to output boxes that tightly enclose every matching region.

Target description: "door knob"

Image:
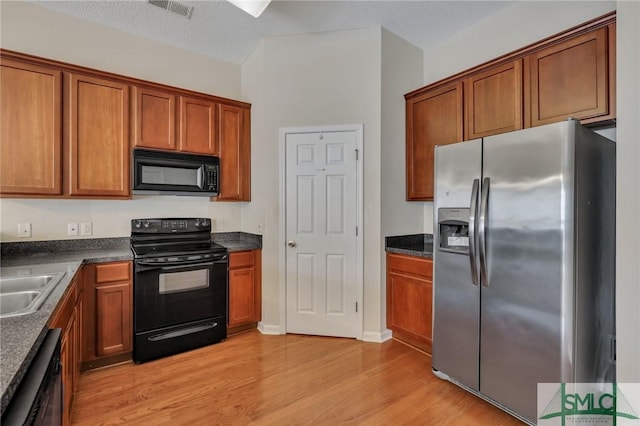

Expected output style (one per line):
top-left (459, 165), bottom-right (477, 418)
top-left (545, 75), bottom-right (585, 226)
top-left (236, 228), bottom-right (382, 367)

top-left (287, 240), bottom-right (297, 247)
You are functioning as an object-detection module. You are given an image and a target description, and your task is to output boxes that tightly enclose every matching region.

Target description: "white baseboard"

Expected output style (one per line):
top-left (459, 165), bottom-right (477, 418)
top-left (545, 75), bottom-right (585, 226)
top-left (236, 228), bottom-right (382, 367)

top-left (257, 322), bottom-right (284, 335)
top-left (361, 329), bottom-right (393, 343)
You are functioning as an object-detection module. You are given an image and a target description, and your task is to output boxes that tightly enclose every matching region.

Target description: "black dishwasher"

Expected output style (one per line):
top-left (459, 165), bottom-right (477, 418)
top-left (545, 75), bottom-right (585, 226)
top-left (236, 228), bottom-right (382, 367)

top-left (1, 329), bottom-right (62, 426)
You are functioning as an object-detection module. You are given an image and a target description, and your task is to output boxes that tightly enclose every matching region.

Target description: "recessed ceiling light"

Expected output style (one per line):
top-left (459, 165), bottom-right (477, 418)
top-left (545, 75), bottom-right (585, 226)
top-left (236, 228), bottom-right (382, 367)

top-left (226, 0), bottom-right (271, 18)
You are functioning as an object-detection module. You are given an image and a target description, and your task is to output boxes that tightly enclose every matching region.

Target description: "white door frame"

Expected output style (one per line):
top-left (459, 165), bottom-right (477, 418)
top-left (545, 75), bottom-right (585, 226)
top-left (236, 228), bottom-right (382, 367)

top-left (278, 124), bottom-right (364, 339)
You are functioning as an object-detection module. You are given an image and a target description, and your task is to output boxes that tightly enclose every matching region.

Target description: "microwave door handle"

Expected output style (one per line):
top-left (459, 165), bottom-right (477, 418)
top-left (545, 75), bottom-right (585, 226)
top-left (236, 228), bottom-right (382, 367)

top-left (198, 165), bottom-right (205, 189)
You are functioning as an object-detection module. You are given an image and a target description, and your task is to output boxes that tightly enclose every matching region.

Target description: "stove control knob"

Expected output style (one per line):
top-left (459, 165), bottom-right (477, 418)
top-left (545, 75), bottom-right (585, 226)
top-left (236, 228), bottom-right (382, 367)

top-left (143, 221), bottom-right (150, 229)
top-left (202, 219), bottom-right (210, 227)
top-left (134, 221), bottom-right (141, 229)
top-left (194, 220), bottom-right (200, 228)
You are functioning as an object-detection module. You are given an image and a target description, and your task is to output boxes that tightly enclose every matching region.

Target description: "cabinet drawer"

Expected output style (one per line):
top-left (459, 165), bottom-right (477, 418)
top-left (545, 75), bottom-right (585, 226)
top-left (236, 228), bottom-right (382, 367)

top-left (229, 251), bottom-right (254, 269)
top-left (387, 253), bottom-right (432, 279)
top-left (95, 262), bottom-right (130, 283)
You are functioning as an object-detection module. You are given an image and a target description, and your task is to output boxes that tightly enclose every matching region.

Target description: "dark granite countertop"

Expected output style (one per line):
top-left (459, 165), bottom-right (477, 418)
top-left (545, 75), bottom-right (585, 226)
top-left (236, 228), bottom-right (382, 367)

top-left (0, 238), bottom-right (133, 414)
top-left (212, 232), bottom-right (262, 252)
top-left (0, 232), bottom-right (261, 412)
top-left (0, 261), bottom-right (82, 414)
top-left (385, 234), bottom-right (433, 258)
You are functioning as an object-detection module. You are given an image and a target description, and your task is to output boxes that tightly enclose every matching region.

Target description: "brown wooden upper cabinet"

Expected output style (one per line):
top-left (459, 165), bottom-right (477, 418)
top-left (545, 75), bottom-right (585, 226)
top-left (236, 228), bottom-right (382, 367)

top-left (1, 50), bottom-right (252, 201)
top-left (404, 13), bottom-right (615, 202)
top-left (405, 82), bottom-right (463, 201)
top-left (464, 60), bottom-right (523, 139)
top-left (0, 59), bottom-right (62, 195)
top-left (179, 96), bottom-right (217, 155)
top-left (218, 104), bottom-right (251, 201)
top-left (133, 86), bottom-right (176, 150)
top-left (526, 26), bottom-right (613, 126)
top-left (68, 74), bottom-right (130, 197)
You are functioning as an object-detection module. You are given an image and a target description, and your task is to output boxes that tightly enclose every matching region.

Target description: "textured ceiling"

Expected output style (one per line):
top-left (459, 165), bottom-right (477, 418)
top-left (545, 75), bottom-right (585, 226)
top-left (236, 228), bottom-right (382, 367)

top-left (31, 0), bottom-right (514, 65)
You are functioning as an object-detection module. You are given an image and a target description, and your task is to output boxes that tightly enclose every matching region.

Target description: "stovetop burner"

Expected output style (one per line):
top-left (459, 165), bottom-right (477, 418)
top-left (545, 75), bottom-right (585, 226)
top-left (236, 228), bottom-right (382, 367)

top-left (130, 218), bottom-right (226, 259)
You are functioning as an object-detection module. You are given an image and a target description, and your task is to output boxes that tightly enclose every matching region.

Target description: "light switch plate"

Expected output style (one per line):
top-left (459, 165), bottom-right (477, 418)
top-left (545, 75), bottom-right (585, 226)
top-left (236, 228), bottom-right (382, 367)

top-left (18, 223), bottom-right (32, 238)
top-left (80, 222), bottom-right (93, 236)
top-left (68, 223), bottom-right (79, 236)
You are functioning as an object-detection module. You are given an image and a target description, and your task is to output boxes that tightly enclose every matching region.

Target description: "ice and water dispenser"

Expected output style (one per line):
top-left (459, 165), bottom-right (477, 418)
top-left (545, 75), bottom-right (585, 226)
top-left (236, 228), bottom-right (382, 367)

top-left (437, 208), bottom-right (470, 254)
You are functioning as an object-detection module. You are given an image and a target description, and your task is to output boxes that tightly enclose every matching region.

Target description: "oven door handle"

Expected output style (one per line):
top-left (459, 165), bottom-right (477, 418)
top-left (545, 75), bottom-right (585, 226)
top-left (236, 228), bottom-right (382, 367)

top-left (135, 262), bottom-right (215, 273)
top-left (135, 261), bottom-right (225, 273)
top-left (135, 256), bottom-right (227, 269)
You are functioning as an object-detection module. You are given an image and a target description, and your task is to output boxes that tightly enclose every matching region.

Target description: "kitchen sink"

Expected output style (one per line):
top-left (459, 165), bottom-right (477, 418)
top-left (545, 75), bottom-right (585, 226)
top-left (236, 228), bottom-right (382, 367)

top-left (0, 272), bottom-right (65, 318)
top-left (0, 274), bottom-right (61, 293)
top-left (0, 291), bottom-right (40, 315)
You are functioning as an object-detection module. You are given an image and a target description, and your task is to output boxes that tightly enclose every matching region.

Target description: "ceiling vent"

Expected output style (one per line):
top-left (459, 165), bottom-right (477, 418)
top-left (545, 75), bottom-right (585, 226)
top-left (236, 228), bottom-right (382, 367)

top-left (148, 0), bottom-right (193, 19)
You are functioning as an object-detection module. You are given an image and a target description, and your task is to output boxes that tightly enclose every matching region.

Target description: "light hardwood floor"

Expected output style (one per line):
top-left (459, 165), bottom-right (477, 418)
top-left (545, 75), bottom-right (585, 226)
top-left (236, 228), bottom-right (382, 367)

top-left (72, 331), bottom-right (524, 425)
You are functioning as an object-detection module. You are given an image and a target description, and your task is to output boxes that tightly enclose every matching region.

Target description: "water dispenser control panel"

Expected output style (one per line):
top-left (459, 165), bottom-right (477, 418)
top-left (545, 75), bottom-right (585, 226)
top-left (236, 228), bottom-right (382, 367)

top-left (437, 208), bottom-right (470, 255)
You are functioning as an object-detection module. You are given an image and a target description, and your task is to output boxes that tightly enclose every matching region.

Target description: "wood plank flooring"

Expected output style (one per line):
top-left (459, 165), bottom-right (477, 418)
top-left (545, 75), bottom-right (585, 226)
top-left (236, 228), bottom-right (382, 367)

top-left (72, 331), bottom-right (524, 425)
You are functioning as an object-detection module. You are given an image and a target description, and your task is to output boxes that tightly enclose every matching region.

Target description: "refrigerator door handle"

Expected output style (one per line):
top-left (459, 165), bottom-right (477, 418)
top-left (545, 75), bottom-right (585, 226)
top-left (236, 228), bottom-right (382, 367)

top-left (479, 177), bottom-right (490, 287)
top-left (468, 179), bottom-right (480, 286)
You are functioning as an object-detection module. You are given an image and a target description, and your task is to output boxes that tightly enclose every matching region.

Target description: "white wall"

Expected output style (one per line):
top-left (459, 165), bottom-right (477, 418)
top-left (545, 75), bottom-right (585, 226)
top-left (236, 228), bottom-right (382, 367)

top-left (241, 28), bottom-right (386, 336)
top-left (0, 198), bottom-right (241, 241)
top-left (380, 29), bottom-right (424, 330)
top-left (0, 1), bottom-right (244, 242)
top-left (422, 1), bottom-right (616, 85)
top-left (0, 1), bottom-right (241, 98)
top-left (615, 0), bottom-right (640, 383)
top-left (381, 29), bottom-right (424, 238)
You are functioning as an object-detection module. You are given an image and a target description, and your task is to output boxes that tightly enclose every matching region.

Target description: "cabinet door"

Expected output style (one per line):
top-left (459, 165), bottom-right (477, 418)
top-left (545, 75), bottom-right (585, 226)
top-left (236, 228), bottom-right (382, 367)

top-left (386, 254), bottom-right (433, 353)
top-left (179, 96), bottom-right (217, 154)
top-left (406, 83), bottom-right (463, 201)
top-left (218, 104), bottom-right (250, 201)
top-left (95, 282), bottom-right (132, 356)
top-left (61, 310), bottom-right (75, 426)
top-left (73, 291), bottom-right (82, 396)
top-left (133, 86), bottom-right (175, 150)
top-left (229, 266), bottom-right (256, 326)
top-left (83, 262), bottom-right (132, 365)
top-left (69, 74), bottom-right (130, 197)
top-left (228, 251), bottom-right (261, 328)
top-left (527, 27), bottom-right (611, 126)
top-left (0, 59), bottom-right (62, 195)
top-left (465, 60), bottom-right (523, 139)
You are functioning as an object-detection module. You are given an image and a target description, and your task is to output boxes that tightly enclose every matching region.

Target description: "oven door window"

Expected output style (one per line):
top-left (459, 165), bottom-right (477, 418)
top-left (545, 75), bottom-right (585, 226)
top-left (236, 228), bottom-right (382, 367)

top-left (134, 262), bottom-right (227, 332)
top-left (159, 269), bottom-right (209, 294)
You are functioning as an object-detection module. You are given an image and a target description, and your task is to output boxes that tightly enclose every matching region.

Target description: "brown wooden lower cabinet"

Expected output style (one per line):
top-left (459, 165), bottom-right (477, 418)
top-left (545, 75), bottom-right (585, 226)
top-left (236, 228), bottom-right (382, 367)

top-left (386, 252), bottom-right (433, 354)
top-left (49, 271), bottom-right (82, 426)
top-left (82, 261), bottom-right (132, 369)
top-left (228, 250), bottom-right (262, 333)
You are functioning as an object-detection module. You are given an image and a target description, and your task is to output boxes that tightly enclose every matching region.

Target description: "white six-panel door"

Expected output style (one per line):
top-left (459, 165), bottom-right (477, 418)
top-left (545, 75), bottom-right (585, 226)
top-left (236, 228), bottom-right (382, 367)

top-left (284, 128), bottom-right (360, 338)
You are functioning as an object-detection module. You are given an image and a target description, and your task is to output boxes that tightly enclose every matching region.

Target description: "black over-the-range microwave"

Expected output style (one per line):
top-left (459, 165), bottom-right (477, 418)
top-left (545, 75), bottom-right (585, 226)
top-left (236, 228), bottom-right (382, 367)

top-left (132, 148), bottom-right (219, 196)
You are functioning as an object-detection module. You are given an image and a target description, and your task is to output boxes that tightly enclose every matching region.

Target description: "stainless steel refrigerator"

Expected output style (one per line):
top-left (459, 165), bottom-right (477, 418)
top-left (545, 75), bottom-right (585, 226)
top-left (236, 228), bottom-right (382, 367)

top-left (432, 119), bottom-right (616, 424)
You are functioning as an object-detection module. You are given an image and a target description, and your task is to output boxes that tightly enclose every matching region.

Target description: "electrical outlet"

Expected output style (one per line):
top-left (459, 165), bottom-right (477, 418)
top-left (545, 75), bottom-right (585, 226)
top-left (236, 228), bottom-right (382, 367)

top-left (67, 223), bottom-right (79, 236)
top-left (216, 219), bottom-right (224, 230)
top-left (257, 222), bottom-right (264, 234)
top-left (18, 223), bottom-right (32, 238)
top-left (80, 222), bottom-right (93, 236)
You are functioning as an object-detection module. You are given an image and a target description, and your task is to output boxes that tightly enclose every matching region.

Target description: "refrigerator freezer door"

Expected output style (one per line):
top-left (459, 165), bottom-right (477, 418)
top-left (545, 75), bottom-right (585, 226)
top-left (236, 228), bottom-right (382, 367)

top-left (433, 138), bottom-right (482, 391)
top-left (480, 121), bottom-right (575, 423)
